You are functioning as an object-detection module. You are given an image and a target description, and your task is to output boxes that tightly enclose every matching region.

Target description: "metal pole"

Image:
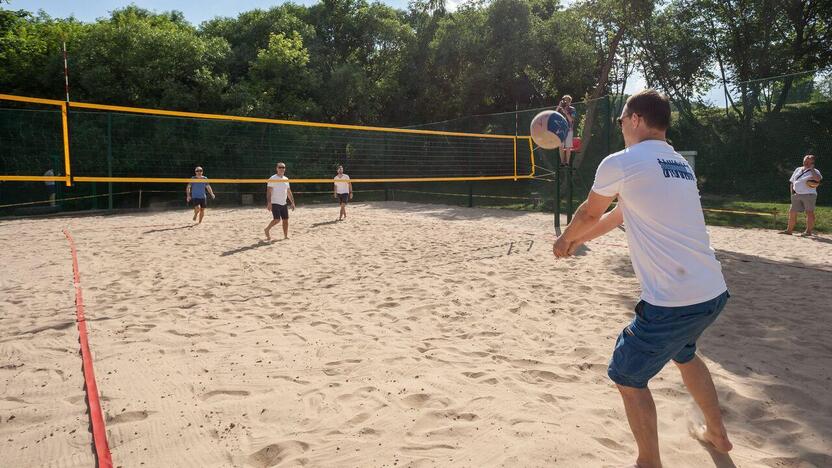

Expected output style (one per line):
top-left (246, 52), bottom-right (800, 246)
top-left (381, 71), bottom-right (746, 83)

top-left (566, 165), bottom-right (574, 224)
top-left (107, 113), bottom-right (113, 210)
top-left (138, 189), bottom-right (142, 209)
top-left (468, 183), bottom-right (473, 208)
top-left (554, 163), bottom-right (561, 230)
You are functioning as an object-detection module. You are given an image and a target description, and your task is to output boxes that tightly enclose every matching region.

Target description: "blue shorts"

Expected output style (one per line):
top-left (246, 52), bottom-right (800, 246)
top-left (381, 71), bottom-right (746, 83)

top-left (608, 291), bottom-right (729, 388)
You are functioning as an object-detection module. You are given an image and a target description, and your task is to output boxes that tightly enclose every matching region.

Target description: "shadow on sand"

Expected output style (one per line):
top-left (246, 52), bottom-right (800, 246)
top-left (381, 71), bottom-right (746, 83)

top-left (220, 239), bottom-right (281, 256)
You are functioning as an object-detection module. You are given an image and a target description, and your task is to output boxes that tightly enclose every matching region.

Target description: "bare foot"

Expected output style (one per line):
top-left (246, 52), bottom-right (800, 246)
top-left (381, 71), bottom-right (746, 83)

top-left (777, 230), bottom-right (792, 235)
top-left (264, 228), bottom-right (271, 241)
top-left (193, 213), bottom-right (198, 221)
top-left (691, 424), bottom-right (733, 453)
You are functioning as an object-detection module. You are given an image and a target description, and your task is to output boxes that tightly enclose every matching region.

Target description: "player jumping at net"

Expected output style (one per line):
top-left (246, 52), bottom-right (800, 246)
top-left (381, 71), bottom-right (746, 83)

top-left (265, 162), bottom-right (295, 240)
top-left (186, 166), bottom-right (215, 224)
top-left (553, 89), bottom-right (732, 468)
top-left (333, 165), bottom-right (352, 220)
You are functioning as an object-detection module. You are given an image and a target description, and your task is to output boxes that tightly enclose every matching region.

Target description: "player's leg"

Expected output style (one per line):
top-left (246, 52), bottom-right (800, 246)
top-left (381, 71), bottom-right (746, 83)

top-left (674, 356), bottom-right (732, 453)
top-left (617, 385), bottom-right (662, 468)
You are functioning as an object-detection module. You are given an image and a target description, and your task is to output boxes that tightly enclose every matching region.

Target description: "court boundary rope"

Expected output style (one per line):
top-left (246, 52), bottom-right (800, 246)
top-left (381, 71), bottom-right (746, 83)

top-left (62, 229), bottom-right (113, 468)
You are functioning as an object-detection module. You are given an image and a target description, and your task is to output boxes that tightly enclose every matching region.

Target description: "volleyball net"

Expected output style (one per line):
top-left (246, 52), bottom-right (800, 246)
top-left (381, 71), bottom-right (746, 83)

top-left (0, 94), bottom-right (534, 187)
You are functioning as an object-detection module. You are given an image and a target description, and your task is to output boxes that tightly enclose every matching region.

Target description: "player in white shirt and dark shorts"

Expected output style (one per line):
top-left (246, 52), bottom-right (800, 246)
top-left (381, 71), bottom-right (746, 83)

top-left (553, 90), bottom-right (732, 467)
top-left (333, 165), bottom-right (352, 220)
top-left (264, 162), bottom-right (295, 240)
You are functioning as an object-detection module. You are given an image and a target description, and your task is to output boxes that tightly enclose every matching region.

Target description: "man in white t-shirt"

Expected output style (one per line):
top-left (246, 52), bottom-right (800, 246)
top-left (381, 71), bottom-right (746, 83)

top-left (333, 165), bottom-right (352, 220)
top-left (780, 154), bottom-right (822, 236)
top-left (553, 90), bottom-right (732, 467)
top-left (264, 162), bottom-right (295, 240)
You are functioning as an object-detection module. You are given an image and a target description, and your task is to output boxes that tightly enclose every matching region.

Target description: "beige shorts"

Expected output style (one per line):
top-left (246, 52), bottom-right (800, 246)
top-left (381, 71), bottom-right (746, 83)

top-left (790, 193), bottom-right (817, 212)
top-left (562, 130), bottom-right (574, 150)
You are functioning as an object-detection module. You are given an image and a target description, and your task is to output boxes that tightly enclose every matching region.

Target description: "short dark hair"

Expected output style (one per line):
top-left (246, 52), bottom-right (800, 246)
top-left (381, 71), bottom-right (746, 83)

top-left (625, 89), bottom-right (671, 130)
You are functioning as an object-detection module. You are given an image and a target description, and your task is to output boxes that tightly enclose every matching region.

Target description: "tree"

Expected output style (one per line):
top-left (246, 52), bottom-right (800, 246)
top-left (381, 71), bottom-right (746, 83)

top-left (72, 6), bottom-right (229, 111)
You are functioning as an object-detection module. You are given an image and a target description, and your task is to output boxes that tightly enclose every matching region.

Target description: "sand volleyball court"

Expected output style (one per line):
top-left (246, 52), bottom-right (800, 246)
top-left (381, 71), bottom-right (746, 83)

top-left (1, 201), bottom-right (831, 467)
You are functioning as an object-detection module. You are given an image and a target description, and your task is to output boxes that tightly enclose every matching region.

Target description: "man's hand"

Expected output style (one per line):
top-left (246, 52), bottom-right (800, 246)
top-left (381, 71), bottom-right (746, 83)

top-left (290, 202), bottom-right (296, 211)
top-left (266, 204), bottom-right (271, 212)
top-left (333, 193), bottom-right (337, 199)
top-left (186, 195), bottom-right (191, 203)
top-left (349, 193), bottom-right (353, 200)
top-left (211, 193), bottom-right (216, 200)
top-left (553, 236), bottom-right (584, 258)
top-left (553, 236), bottom-right (572, 258)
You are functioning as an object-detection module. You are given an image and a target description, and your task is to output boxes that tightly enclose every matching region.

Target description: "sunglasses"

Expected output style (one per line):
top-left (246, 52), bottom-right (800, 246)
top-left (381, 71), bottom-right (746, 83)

top-left (616, 113), bottom-right (640, 128)
top-left (195, 170), bottom-right (203, 172)
top-left (277, 166), bottom-right (286, 169)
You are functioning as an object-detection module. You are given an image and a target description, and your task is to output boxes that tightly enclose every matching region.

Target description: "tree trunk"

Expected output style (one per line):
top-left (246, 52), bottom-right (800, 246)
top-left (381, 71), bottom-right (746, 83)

top-left (572, 25), bottom-right (625, 169)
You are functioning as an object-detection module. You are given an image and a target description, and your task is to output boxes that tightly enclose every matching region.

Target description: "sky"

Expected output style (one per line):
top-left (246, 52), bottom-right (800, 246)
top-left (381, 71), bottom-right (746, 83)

top-left (14, 0), bottom-right (723, 104)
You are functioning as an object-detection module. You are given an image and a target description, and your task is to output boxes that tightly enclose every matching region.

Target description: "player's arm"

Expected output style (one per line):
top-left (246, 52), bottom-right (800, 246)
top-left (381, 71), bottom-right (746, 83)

top-left (573, 205), bottom-right (623, 245)
top-left (348, 180), bottom-right (353, 198)
top-left (288, 187), bottom-right (295, 209)
top-left (333, 180), bottom-right (338, 198)
top-left (266, 186), bottom-right (272, 210)
top-left (554, 190), bottom-right (616, 257)
top-left (207, 184), bottom-right (215, 199)
top-left (186, 183), bottom-right (191, 201)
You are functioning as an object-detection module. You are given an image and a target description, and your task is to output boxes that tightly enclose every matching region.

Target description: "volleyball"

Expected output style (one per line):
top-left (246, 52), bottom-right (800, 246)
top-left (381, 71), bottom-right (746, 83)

top-left (530, 110), bottom-right (569, 150)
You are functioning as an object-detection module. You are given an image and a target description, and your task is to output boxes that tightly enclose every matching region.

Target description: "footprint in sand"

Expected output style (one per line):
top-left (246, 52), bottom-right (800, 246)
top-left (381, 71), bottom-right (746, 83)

top-left (593, 436), bottom-right (628, 450)
top-left (519, 370), bottom-right (579, 384)
top-left (248, 441), bottom-right (310, 468)
top-left (107, 410), bottom-right (153, 425)
top-left (201, 390), bottom-right (250, 400)
top-left (401, 393), bottom-right (451, 409)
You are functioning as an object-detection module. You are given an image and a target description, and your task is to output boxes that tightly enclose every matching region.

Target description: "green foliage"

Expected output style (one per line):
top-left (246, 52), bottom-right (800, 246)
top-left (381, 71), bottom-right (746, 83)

top-left (669, 100), bottom-right (832, 205)
top-left (72, 6), bottom-right (229, 111)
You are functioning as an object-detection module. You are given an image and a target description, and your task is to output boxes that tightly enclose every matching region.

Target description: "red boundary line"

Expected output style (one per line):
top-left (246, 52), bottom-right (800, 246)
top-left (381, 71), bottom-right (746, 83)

top-left (63, 229), bottom-right (113, 468)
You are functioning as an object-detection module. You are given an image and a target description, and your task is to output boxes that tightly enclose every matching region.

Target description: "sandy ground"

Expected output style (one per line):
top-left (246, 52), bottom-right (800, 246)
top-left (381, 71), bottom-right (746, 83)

top-left (1, 201), bottom-right (831, 468)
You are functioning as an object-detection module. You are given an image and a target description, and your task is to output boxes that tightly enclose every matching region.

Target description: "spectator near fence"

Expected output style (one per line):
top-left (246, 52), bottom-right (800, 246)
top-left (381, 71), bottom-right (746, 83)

top-left (781, 154), bottom-right (822, 237)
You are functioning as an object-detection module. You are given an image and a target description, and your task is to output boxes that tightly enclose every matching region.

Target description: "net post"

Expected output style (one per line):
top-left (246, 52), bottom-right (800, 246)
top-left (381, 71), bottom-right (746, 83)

top-left (138, 189), bottom-right (142, 209)
top-left (60, 103), bottom-right (72, 186)
top-left (107, 113), bottom-right (113, 210)
top-left (554, 164), bottom-right (561, 230)
top-left (468, 183), bottom-right (473, 208)
top-left (566, 165), bottom-right (574, 224)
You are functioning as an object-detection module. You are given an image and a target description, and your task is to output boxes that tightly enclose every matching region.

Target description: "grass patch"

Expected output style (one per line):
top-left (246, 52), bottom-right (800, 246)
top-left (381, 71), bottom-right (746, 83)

top-left (700, 197), bottom-right (831, 233)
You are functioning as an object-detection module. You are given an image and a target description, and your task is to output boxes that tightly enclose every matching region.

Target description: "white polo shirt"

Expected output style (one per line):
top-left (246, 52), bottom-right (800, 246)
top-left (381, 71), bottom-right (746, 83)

top-left (790, 166), bottom-right (822, 195)
top-left (334, 174), bottom-right (351, 194)
top-left (267, 175), bottom-right (290, 205)
top-left (592, 140), bottom-right (727, 307)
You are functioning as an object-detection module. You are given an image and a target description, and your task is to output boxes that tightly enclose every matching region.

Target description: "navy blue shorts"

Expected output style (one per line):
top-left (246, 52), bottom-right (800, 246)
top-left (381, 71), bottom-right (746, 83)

top-left (608, 290), bottom-right (729, 388)
top-left (271, 203), bottom-right (289, 220)
top-left (191, 198), bottom-right (206, 208)
top-left (338, 193), bottom-right (349, 204)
